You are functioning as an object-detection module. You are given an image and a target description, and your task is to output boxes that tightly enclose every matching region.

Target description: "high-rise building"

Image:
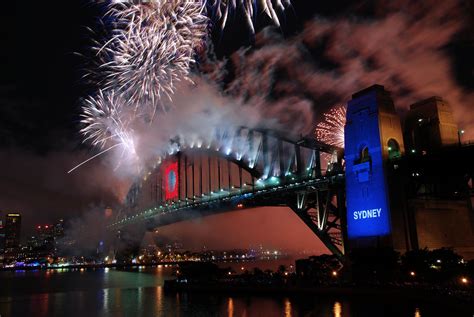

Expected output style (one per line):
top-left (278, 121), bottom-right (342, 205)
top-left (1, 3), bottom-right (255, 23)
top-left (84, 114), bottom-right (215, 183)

top-left (0, 211), bottom-right (5, 260)
top-left (4, 213), bottom-right (21, 260)
top-left (36, 224), bottom-right (55, 256)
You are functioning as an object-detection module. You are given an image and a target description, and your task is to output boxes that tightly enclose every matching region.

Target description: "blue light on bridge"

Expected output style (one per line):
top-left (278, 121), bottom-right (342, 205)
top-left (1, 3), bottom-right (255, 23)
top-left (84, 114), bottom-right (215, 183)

top-left (344, 87), bottom-right (392, 239)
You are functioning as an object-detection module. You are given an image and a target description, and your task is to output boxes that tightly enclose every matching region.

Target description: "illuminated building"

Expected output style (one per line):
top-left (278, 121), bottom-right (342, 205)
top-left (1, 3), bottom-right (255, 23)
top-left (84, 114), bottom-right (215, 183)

top-left (0, 212), bottom-right (5, 260)
top-left (53, 219), bottom-right (65, 248)
top-left (4, 213), bottom-right (21, 260)
top-left (36, 224), bottom-right (55, 255)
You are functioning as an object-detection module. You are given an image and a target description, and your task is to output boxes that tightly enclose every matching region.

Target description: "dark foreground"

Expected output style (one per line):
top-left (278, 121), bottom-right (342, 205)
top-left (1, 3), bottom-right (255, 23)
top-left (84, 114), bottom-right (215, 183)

top-left (0, 267), bottom-right (472, 317)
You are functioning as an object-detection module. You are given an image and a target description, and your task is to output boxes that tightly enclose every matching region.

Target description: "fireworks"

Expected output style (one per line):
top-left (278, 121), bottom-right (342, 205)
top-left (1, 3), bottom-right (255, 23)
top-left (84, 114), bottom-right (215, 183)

top-left (68, 90), bottom-right (138, 174)
top-left (73, 0), bottom-right (292, 173)
top-left (80, 90), bottom-right (133, 150)
top-left (100, 0), bottom-right (208, 114)
top-left (315, 106), bottom-right (346, 148)
top-left (111, 1), bottom-right (292, 33)
top-left (205, 0), bottom-right (292, 33)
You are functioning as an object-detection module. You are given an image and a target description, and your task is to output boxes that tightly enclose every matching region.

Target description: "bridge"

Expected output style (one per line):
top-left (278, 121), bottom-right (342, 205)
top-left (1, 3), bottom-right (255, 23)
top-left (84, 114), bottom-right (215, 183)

top-left (110, 85), bottom-right (474, 260)
top-left (110, 127), bottom-right (347, 257)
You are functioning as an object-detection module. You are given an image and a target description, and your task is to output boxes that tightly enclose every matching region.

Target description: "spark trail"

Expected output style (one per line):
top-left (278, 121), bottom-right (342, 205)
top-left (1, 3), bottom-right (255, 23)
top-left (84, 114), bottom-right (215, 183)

top-left (67, 143), bottom-right (122, 174)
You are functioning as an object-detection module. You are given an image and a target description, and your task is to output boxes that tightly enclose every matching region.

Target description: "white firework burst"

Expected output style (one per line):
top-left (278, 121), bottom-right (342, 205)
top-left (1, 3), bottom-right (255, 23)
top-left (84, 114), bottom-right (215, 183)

top-left (69, 90), bottom-right (139, 174)
top-left (99, 0), bottom-right (208, 115)
top-left (205, 0), bottom-right (292, 33)
top-left (80, 90), bottom-right (135, 151)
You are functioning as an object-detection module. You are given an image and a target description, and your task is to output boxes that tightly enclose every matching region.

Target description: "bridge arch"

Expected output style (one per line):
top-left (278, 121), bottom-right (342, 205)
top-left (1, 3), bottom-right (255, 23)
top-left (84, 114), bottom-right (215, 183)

top-left (113, 129), bottom-right (346, 258)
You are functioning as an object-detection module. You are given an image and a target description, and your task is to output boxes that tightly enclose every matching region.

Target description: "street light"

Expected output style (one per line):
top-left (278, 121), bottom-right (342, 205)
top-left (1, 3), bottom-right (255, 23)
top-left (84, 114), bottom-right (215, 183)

top-left (458, 129), bottom-right (465, 146)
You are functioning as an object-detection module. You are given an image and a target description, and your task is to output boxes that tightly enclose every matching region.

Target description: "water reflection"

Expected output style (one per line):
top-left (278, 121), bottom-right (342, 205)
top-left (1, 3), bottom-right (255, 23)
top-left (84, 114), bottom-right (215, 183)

top-left (155, 286), bottom-right (163, 314)
top-left (138, 286), bottom-right (143, 306)
top-left (284, 298), bottom-right (292, 317)
top-left (228, 297), bottom-right (234, 317)
top-left (333, 301), bottom-right (342, 317)
top-left (102, 288), bottom-right (109, 312)
top-left (0, 268), bottom-right (470, 317)
top-left (415, 307), bottom-right (421, 317)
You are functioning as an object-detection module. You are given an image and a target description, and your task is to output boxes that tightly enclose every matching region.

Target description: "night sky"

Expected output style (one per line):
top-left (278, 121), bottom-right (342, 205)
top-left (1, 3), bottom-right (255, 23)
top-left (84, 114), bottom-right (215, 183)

top-left (1, 1), bottom-right (473, 252)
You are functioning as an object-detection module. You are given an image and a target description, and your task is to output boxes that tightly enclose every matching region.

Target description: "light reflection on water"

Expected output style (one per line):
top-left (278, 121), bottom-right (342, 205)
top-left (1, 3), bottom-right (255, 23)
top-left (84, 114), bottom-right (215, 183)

top-left (415, 307), bottom-right (422, 317)
top-left (333, 301), bottom-right (342, 317)
top-left (284, 297), bottom-right (292, 317)
top-left (0, 267), bottom-right (470, 317)
top-left (228, 297), bottom-right (234, 317)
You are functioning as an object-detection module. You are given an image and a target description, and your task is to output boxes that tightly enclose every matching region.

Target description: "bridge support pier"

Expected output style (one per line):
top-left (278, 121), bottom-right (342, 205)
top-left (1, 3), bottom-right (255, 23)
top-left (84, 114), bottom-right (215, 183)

top-left (290, 185), bottom-right (346, 259)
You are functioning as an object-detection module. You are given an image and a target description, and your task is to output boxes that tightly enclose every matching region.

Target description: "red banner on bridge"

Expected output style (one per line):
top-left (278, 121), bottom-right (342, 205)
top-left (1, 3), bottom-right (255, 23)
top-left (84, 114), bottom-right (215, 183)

top-left (164, 161), bottom-right (179, 200)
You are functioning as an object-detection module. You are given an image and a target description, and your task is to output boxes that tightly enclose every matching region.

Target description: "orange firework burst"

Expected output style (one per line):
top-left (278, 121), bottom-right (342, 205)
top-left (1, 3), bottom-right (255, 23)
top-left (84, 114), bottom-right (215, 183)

top-left (315, 105), bottom-right (346, 148)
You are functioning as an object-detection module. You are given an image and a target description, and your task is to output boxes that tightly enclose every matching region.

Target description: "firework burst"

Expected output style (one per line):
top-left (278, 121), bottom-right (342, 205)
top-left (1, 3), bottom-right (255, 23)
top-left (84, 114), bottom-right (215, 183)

top-left (205, 0), bottom-right (292, 33)
top-left (99, 0), bottom-right (208, 115)
top-left (69, 90), bottom-right (139, 174)
top-left (315, 105), bottom-right (346, 148)
top-left (80, 90), bottom-right (134, 150)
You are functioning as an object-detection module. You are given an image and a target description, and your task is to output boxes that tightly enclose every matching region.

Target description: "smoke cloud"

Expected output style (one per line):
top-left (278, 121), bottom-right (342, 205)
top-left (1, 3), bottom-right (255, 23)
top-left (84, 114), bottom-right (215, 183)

top-left (110, 77), bottom-right (294, 177)
top-left (222, 0), bottom-right (473, 138)
top-left (0, 148), bottom-right (129, 239)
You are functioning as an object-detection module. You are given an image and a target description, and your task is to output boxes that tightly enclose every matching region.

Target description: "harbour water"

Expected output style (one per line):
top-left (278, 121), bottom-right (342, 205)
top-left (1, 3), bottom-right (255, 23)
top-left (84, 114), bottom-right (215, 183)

top-left (0, 265), bottom-right (471, 317)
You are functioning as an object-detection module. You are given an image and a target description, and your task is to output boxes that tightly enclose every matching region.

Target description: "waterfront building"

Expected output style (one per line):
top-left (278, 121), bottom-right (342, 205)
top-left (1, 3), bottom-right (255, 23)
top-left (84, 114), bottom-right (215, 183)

top-left (4, 213), bottom-right (21, 260)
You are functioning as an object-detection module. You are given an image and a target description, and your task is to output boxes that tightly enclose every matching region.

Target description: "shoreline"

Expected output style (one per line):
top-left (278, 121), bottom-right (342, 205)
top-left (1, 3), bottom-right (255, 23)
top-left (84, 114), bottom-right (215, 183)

top-left (0, 262), bottom-right (179, 272)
